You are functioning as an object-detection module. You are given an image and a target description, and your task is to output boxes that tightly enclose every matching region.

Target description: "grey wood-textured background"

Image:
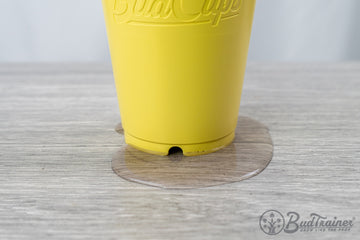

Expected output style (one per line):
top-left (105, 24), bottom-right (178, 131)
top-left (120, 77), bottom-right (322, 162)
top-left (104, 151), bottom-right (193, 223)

top-left (0, 63), bottom-right (359, 239)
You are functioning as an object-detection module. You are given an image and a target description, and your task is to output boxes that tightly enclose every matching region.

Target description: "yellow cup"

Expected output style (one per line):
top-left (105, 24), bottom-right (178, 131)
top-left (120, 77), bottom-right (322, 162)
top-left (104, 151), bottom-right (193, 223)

top-left (103, 0), bottom-right (256, 156)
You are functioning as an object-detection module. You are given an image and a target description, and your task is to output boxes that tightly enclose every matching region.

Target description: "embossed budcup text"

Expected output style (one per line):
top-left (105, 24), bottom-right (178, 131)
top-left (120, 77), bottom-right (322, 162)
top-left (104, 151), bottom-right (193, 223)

top-left (113, 0), bottom-right (244, 26)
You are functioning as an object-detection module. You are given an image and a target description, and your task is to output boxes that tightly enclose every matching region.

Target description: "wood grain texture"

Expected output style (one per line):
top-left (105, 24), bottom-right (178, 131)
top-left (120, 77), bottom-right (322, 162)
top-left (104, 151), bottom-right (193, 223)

top-left (0, 63), bottom-right (359, 239)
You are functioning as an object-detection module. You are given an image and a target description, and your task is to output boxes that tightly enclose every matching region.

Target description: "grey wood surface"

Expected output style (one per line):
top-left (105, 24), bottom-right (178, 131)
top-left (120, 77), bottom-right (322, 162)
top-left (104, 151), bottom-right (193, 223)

top-left (0, 63), bottom-right (359, 240)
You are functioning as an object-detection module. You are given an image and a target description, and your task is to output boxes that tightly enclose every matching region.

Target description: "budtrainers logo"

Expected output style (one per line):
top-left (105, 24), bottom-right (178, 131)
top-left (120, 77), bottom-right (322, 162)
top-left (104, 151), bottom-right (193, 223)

top-left (113, 0), bottom-right (244, 26)
top-left (259, 210), bottom-right (355, 235)
top-left (259, 210), bottom-right (285, 235)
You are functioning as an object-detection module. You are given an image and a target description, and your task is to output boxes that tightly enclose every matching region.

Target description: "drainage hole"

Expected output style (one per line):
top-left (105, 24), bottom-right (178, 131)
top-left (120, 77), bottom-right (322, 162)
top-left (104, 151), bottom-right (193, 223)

top-left (168, 147), bottom-right (183, 156)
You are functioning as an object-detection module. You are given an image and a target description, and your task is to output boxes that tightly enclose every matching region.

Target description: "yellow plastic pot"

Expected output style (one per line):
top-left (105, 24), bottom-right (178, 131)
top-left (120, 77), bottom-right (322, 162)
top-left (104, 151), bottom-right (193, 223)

top-left (103, 0), bottom-right (256, 156)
